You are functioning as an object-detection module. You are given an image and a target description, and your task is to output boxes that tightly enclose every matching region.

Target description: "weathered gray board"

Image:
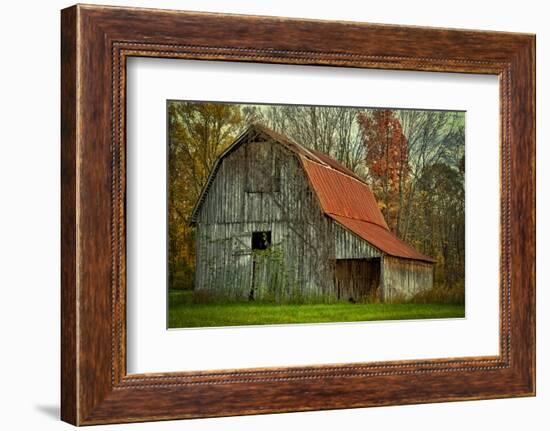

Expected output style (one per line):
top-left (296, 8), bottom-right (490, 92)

top-left (381, 256), bottom-right (434, 301)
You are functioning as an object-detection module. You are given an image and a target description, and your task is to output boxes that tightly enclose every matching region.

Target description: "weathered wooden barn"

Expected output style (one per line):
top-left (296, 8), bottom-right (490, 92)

top-left (190, 124), bottom-right (435, 303)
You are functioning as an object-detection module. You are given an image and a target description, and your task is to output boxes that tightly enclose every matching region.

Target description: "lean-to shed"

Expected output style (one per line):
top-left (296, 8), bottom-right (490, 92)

top-left (190, 124), bottom-right (435, 302)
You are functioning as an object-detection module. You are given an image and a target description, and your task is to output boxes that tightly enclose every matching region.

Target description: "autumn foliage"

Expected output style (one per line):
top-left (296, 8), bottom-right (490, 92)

top-left (357, 110), bottom-right (410, 233)
top-left (168, 102), bottom-right (243, 289)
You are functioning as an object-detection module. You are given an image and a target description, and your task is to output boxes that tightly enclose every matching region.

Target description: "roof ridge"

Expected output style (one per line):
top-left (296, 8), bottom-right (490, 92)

top-left (325, 212), bottom-right (389, 231)
top-left (252, 123), bottom-right (366, 181)
top-left (253, 123), bottom-right (327, 165)
top-left (299, 155), bottom-right (371, 188)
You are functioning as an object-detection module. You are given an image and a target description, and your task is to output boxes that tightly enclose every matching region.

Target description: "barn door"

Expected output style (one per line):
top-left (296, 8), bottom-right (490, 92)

top-left (249, 231), bottom-right (272, 301)
top-left (335, 258), bottom-right (380, 302)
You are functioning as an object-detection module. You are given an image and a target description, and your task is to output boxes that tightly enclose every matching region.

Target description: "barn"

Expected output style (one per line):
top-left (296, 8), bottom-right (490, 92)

top-left (189, 124), bottom-right (435, 303)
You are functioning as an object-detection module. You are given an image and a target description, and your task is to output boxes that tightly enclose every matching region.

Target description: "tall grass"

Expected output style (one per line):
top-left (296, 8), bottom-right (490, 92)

top-left (410, 283), bottom-right (465, 305)
top-left (171, 283), bottom-right (465, 307)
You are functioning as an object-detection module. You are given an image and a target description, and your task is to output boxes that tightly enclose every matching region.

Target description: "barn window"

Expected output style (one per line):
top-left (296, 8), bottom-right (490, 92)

top-left (252, 231), bottom-right (271, 250)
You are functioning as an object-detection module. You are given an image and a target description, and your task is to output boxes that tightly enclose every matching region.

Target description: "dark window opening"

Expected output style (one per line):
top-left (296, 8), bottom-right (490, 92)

top-left (252, 231), bottom-right (271, 250)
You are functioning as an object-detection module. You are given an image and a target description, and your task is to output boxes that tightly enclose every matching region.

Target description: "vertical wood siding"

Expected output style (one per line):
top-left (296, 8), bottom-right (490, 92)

top-left (381, 256), bottom-right (433, 301)
top-left (334, 223), bottom-right (381, 259)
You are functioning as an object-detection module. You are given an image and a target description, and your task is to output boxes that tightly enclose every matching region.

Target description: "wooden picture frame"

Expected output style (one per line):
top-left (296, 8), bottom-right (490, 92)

top-left (61, 4), bottom-right (535, 425)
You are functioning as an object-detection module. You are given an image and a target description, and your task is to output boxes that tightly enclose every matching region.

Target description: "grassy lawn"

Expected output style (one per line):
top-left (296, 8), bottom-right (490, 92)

top-left (168, 290), bottom-right (465, 329)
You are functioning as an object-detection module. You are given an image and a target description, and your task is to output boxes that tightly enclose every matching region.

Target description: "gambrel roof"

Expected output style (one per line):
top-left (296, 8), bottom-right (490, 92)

top-left (190, 124), bottom-right (435, 263)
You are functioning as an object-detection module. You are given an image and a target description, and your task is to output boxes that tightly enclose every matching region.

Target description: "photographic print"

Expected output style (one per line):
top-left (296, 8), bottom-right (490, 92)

top-left (167, 101), bottom-right (465, 328)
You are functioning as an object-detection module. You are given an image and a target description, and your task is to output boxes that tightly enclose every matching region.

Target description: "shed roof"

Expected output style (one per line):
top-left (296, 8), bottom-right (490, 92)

top-left (329, 215), bottom-right (435, 263)
top-left (190, 124), bottom-right (435, 263)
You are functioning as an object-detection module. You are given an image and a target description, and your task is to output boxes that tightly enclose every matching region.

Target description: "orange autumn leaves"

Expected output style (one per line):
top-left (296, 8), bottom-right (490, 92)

top-left (357, 109), bottom-right (410, 233)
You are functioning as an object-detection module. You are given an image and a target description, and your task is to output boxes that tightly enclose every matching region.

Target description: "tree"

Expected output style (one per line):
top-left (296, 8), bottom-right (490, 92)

top-left (257, 105), bottom-right (365, 174)
top-left (396, 110), bottom-right (464, 240)
top-left (167, 102), bottom-right (243, 289)
top-left (411, 162), bottom-right (465, 287)
top-left (357, 109), bottom-right (410, 233)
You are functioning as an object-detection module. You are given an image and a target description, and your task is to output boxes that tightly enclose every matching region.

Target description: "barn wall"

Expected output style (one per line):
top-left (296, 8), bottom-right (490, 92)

top-left (333, 222), bottom-right (381, 259)
top-left (195, 139), bottom-right (336, 302)
top-left (381, 256), bottom-right (433, 301)
top-left (198, 140), bottom-right (311, 225)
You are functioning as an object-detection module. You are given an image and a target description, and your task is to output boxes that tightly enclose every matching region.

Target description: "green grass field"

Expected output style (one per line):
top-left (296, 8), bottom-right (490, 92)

top-left (168, 290), bottom-right (465, 328)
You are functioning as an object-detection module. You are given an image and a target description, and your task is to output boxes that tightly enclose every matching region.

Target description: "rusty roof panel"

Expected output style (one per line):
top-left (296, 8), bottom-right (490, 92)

top-left (308, 148), bottom-right (364, 182)
top-left (301, 157), bottom-right (389, 230)
top-left (329, 215), bottom-right (436, 263)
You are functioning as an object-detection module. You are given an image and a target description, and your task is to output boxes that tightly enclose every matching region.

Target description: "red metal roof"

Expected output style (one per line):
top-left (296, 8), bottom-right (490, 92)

top-left (301, 158), bottom-right (389, 230)
top-left (307, 148), bottom-right (365, 182)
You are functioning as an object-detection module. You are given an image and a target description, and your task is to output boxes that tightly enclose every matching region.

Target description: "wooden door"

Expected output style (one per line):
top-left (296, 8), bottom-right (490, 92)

top-left (335, 258), bottom-right (380, 302)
